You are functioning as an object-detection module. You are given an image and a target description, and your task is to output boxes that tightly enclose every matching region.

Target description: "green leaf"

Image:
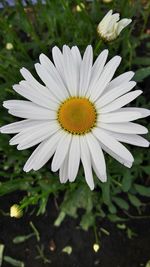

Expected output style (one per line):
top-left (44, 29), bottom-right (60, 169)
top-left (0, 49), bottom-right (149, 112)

top-left (133, 57), bottom-right (150, 66)
top-left (126, 227), bottom-right (137, 239)
top-left (128, 194), bottom-right (142, 207)
top-left (100, 228), bottom-right (110, 236)
top-left (62, 246), bottom-right (72, 255)
top-left (0, 178), bottom-right (32, 196)
top-left (101, 181), bottom-right (110, 205)
top-left (117, 223), bottom-right (126, 230)
top-left (145, 260), bottom-right (150, 267)
top-left (122, 171), bottom-right (132, 192)
top-left (3, 256), bottom-right (24, 267)
top-left (13, 234), bottom-right (34, 244)
top-left (0, 244), bottom-right (5, 267)
top-left (108, 203), bottom-right (117, 214)
top-left (80, 212), bottom-right (95, 231)
top-left (112, 197), bottom-right (129, 210)
top-left (142, 166), bottom-right (150, 175)
top-left (54, 211), bottom-right (66, 227)
top-left (107, 214), bottom-right (126, 222)
top-left (134, 67), bottom-right (150, 82)
top-left (134, 184), bottom-right (150, 197)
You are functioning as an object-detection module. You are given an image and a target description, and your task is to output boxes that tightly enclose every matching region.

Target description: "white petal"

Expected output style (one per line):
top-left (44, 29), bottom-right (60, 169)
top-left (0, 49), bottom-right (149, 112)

top-left (52, 46), bottom-right (65, 85)
top-left (103, 71), bottom-right (134, 95)
top-left (62, 45), bottom-right (79, 96)
top-left (9, 121), bottom-right (55, 145)
top-left (79, 45), bottom-right (93, 96)
top-left (35, 63), bottom-right (69, 100)
top-left (23, 130), bottom-right (63, 172)
top-left (93, 128), bottom-right (134, 167)
top-left (71, 46), bottom-right (82, 69)
top-left (98, 121), bottom-right (148, 135)
top-left (99, 111), bottom-right (141, 123)
top-left (20, 67), bottom-right (51, 96)
top-left (80, 136), bottom-right (94, 190)
top-left (119, 107), bottom-right (150, 118)
top-left (100, 90), bottom-right (142, 113)
top-left (86, 49), bottom-right (108, 97)
top-left (3, 100), bottom-right (56, 120)
top-left (51, 132), bottom-right (72, 172)
top-left (95, 81), bottom-right (136, 109)
top-left (116, 19), bottom-right (132, 35)
top-left (11, 122), bottom-right (59, 150)
top-left (100, 10), bottom-right (113, 24)
top-left (13, 83), bottom-right (58, 110)
top-left (100, 142), bottom-right (132, 168)
top-left (86, 133), bottom-right (107, 182)
top-left (59, 155), bottom-right (69, 184)
top-left (89, 56), bottom-right (121, 101)
top-left (108, 132), bottom-right (149, 147)
top-left (0, 119), bottom-right (44, 134)
top-left (39, 53), bottom-right (66, 90)
top-left (68, 136), bottom-right (80, 182)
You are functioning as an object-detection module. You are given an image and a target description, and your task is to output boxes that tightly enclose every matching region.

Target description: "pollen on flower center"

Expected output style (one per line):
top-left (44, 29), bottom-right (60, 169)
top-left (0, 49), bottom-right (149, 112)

top-left (57, 97), bottom-right (97, 135)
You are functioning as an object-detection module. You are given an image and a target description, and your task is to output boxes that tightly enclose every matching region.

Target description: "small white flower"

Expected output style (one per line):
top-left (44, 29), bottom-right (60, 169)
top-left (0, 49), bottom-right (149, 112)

top-left (93, 243), bottom-right (100, 252)
top-left (76, 3), bottom-right (85, 12)
top-left (10, 204), bottom-right (23, 218)
top-left (102, 0), bottom-right (113, 3)
top-left (1, 46), bottom-right (149, 190)
top-left (6, 43), bottom-right (13, 50)
top-left (97, 10), bottom-right (132, 41)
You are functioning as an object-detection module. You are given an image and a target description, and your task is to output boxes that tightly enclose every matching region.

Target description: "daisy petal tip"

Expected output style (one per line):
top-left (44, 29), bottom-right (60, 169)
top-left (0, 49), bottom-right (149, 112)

top-left (101, 175), bottom-right (107, 183)
top-left (17, 145), bottom-right (23, 151)
top-left (51, 164), bottom-right (58, 173)
top-left (39, 53), bottom-right (45, 64)
top-left (62, 179), bottom-right (68, 184)
top-left (104, 49), bottom-right (109, 55)
top-left (23, 165), bottom-right (31, 173)
top-left (138, 90), bottom-right (143, 95)
top-left (20, 67), bottom-right (27, 75)
top-left (125, 161), bottom-right (133, 168)
top-left (128, 19), bottom-right (132, 24)
top-left (12, 84), bottom-right (18, 90)
top-left (3, 102), bottom-right (8, 109)
top-left (9, 141), bottom-right (14, 146)
top-left (0, 126), bottom-right (4, 133)
top-left (59, 179), bottom-right (64, 184)
top-left (52, 46), bottom-right (60, 53)
top-left (39, 53), bottom-right (45, 59)
top-left (34, 62), bottom-right (40, 69)
top-left (88, 183), bottom-right (95, 191)
top-left (145, 110), bottom-right (150, 117)
top-left (145, 141), bottom-right (150, 147)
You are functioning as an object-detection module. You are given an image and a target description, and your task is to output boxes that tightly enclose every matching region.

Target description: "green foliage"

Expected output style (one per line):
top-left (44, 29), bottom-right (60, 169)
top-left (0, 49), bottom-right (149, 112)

top-left (3, 256), bottom-right (24, 267)
top-left (134, 67), bottom-right (150, 82)
top-left (0, 0), bottom-right (150, 230)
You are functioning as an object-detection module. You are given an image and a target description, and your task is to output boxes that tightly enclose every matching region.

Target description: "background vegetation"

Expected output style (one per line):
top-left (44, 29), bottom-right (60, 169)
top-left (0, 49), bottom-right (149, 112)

top-left (0, 0), bottom-right (150, 233)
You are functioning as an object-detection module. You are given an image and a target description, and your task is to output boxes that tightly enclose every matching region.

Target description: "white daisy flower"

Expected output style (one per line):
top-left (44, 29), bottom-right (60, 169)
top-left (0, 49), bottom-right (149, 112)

top-left (97, 10), bottom-right (132, 42)
top-left (1, 45), bottom-right (149, 190)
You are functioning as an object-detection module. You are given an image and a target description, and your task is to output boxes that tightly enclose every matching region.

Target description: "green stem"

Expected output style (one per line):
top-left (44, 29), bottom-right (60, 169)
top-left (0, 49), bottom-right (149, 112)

top-left (94, 39), bottom-right (103, 55)
top-left (93, 224), bottom-right (99, 244)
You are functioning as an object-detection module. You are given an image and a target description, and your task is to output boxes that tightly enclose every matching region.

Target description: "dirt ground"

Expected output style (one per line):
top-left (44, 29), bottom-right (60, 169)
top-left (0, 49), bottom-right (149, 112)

top-left (0, 192), bottom-right (150, 267)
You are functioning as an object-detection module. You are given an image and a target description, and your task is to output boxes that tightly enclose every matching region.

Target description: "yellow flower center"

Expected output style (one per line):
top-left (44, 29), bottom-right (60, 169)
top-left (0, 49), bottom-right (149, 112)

top-left (57, 97), bottom-right (97, 135)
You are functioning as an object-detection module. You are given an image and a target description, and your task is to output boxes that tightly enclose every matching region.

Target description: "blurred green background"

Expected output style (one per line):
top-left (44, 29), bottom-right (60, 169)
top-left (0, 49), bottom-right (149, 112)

top-left (0, 0), bottom-right (150, 230)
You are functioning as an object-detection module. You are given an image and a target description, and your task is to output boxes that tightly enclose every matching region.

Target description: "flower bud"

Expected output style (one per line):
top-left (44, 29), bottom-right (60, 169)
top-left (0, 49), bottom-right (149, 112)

top-left (103, 0), bottom-right (113, 3)
top-left (93, 243), bottom-right (100, 253)
top-left (10, 204), bottom-right (23, 218)
top-left (6, 43), bottom-right (13, 50)
top-left (97, 10), bottom-right (132, 42)
top-left (76, 3), bottom-right (85, 12)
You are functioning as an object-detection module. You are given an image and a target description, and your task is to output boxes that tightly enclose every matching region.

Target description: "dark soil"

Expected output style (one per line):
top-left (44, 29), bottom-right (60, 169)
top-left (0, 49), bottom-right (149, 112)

top-left (0, 192), bottom-right (150, 267)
